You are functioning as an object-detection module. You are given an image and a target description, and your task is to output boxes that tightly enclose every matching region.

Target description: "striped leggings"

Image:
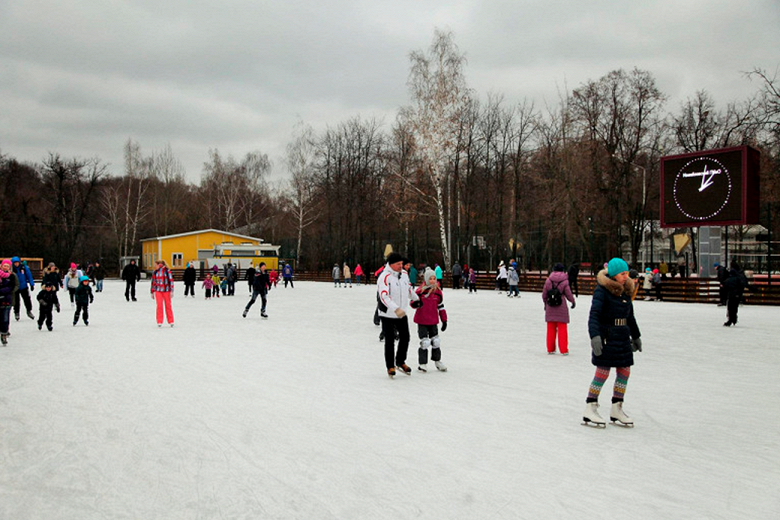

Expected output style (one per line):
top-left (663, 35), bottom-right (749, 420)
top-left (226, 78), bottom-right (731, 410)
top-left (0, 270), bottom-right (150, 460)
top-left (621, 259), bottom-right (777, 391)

top-left (586, 366), bottom-right (630, 403)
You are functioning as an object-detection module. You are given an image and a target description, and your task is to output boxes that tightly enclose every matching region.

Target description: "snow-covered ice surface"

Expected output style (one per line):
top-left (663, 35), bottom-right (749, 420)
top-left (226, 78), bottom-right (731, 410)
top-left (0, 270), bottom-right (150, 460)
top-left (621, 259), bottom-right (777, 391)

top-left (1, 280), bottom-right (779, 519)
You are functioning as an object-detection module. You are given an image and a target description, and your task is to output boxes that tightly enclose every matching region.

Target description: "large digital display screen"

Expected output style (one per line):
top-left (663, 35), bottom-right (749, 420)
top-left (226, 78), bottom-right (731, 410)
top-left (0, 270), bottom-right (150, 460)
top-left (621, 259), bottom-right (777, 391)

top-left (660, 146), bottom-right (759, 228)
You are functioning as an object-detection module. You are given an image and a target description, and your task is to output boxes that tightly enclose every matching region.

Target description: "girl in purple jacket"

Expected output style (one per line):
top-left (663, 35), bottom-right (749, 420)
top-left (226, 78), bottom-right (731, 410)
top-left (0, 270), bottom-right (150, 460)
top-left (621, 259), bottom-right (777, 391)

top-left (542, 263), bottom-right (576, 355)
top-left (411, 268), bottom-right (448, 372)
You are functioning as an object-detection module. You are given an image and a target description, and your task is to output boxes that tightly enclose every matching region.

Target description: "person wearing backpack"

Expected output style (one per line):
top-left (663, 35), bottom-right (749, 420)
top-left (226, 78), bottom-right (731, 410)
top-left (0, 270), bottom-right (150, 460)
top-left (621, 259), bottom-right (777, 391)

top-left (542, 263), bottom-right (575, 355)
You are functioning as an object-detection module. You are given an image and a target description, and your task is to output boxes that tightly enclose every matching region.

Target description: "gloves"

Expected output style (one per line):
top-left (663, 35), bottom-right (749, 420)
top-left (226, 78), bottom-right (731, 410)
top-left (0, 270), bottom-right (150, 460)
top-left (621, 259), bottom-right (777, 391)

top-left (410, 300), bottom-right (422, 309)
top-left (590, 336), bottom-right (603, 356)
top-left (570, 300), bottom-right (576, 309)
top-left (151, 293), bottom-right (155, 300)
top-left (56, 305), bottom-right (60, 313)
top-left (30, 286), bottom-right (35, 292)
top-left (441, 321), bottom-right (447, 332)
top-left (632, 338), bottom-right (642, 352)
top-left (394, 308), bottom-right (406, 318)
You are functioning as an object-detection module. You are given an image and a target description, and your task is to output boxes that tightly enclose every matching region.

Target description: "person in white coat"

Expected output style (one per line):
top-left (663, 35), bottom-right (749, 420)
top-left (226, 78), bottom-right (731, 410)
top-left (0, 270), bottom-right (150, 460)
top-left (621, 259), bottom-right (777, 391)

top-left (496, 261), bottom-right (508, 293)
top-left (377, 252), bottom-right (419, 377)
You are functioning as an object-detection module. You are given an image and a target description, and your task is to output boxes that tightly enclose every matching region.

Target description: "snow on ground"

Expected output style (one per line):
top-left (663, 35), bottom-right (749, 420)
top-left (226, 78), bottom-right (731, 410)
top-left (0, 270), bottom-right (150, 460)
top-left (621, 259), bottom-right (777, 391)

top-left (1, 279), bottom-right (779, 520)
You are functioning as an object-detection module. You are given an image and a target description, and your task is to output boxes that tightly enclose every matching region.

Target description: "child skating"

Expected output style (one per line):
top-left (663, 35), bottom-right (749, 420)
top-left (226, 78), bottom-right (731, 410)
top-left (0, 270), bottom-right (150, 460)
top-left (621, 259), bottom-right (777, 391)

top-left (37, 282), bottom-right (60, 331)
top-left (73, 275), bottom-right (93, 326)
top-left (411, 268), bottom-right (448, 372)
top-left (202, 273), bottom-right (215, 299)
top-left (583, 258), bottom-right (642, 428)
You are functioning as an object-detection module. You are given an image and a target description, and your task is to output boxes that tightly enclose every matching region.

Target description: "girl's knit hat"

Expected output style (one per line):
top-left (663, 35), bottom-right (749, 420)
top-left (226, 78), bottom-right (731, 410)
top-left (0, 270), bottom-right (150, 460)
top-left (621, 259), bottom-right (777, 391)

top-left (70, 263), bottom-right (77, 270)
top-left (1, 259), bottom-right (12, 268)
top-left (607, 258), bottom-right (630, 277)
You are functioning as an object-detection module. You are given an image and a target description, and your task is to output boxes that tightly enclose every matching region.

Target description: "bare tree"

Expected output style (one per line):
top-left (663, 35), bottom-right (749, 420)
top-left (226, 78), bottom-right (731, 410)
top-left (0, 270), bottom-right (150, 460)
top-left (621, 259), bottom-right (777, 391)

top-left (285, 123), bottom-right (320, 263)
top-left (406, 29), bottom-right (471, 267)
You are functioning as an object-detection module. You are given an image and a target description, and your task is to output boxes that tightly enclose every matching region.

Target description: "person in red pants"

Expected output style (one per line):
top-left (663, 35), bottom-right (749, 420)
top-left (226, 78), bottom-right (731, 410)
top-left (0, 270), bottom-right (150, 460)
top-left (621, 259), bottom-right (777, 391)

top-left (151, 260), bottom-right (175, 327)
top-left (541, 263), bottom-right (576, 355)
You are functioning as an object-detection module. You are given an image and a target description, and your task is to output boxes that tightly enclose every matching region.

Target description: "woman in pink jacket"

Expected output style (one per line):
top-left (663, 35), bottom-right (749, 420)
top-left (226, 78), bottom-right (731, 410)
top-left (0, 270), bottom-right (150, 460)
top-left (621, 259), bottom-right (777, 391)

top-left (150, 260), bottom-right (174, 327)
top-left (541, 263), bottom-right (576, 355)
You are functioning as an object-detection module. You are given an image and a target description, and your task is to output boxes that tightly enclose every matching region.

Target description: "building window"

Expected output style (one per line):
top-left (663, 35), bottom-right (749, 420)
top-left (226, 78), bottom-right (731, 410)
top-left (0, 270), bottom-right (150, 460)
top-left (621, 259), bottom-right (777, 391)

top-left (172, 253), bottom-right (183, 268)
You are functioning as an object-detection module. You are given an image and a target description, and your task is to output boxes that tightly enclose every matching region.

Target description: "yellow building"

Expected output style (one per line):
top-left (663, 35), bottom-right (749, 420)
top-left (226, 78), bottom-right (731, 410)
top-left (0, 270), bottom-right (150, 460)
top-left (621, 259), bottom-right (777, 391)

top-left (140, 229), bottom-right (280, 272)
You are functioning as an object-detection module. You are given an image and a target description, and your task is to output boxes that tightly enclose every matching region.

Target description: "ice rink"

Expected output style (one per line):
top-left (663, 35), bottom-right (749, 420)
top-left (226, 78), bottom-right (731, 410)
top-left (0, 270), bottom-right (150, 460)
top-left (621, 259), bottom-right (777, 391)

top-left (1, 279), bottom-right (778, 519)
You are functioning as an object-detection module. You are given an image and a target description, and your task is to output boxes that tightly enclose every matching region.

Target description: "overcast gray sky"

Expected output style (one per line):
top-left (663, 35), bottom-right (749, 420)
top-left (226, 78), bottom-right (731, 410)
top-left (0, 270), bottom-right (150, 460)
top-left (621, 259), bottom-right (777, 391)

top-left (1, 0), bottom-right (778, 184)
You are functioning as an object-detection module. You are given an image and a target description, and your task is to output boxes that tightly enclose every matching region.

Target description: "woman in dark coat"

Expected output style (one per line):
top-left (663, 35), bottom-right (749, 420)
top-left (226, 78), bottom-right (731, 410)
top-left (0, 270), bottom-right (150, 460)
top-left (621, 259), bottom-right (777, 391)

top-left (582, 258), bottom-right (642, 427)
top-left (183, 263), bottom-right (197, 297)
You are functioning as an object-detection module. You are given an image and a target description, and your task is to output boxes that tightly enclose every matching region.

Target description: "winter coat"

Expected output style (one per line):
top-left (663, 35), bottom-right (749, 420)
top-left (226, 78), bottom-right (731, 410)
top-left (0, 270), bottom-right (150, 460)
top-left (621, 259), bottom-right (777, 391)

top-left (150, 267), bottom-right (174, 293)
top-left (567, 264), bottom-right (580, 284)
top-left (269, 270), bottom-right (278, 283)
top-left (343, 266), bottom-right (351, 279)
top-left (716, 265), bottom-right (727, 283)
top-left (507, 269), bottom-right (519, 286)
top-left (496, 265), bottom-right (508, 280)
top-left (452, 263), bottom-right (462, 277)
top-left (37, 288), bottom-right (60, 309)
top-left (354, 264), bottom-right (364, 277)
top-left (251, 271), bottom-right (271, 294)
top-left (434, 265), bottom-right (443, 281)
top-left (332, 266), bottom-right (341, 280)
top-left (542, 271), bottom-right (575, 323)
top-left (282, 265), bottom-right (293, 279)
top-left (12, 257), bottom-right (34, 290)
top-left (245, 267), bottom-right (256, 283)
top-left (42, 266), bottom-right (63, 289)
top-left (377, 264), bottom-right (419, 319)
top-left (122, 263), bottom-right (141, 282)
top-left (723, 269), bottom-right (748, 299)
top-left (183, 266), bottom-right (197, 284)
top-left (202, 277), bottom-right (215, 290)
top-left (413, 286), bottom-right (447, 326)
top-left (93, 265), bottom-right (106, 280)
top-left (642, 272), bottom-right (653, 290)
top-left (409, 266), bottom-right (417, 285)
top-left (468, 271), bottom-right (476, 284)
top-left (588, 270), bottom-right (640, 368)
top-left (0, 272), bottom-right (18, 307)
top-left (74, 283), bottom-right (94, 305)
top-left (65, 270), bottom-right (83, 289)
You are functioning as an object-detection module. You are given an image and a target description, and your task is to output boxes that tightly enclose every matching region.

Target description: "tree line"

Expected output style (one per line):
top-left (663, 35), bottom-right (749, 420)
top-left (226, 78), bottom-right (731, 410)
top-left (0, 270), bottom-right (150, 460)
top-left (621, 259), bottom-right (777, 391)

top-left (1, 31), bottom-right (778, 275)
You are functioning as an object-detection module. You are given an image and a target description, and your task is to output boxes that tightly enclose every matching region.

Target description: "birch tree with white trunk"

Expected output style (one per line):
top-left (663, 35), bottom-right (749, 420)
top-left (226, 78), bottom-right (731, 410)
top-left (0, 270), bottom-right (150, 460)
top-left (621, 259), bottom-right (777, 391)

top-left (406, 29), bottom-right (470, 267)
top-left (285, 122), bottom-right (320, 264)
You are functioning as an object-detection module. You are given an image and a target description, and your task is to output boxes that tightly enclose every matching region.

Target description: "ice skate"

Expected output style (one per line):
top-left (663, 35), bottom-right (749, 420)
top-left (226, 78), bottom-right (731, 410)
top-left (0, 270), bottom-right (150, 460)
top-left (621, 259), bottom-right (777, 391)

top-left (396, 364), bottom-right (412, 375)
top-left (387, 367), bottom-right (396, 378)
top-left (610, 402), bottom-right (634, 427)
top-left (582, 402), bottom-right (606, 428)
top-left (38, 323), bottom-right (43, 330)
top-left (0, 333), bottom-right (7, 345)
top-left (261, 311), bottom-right (268, 319)
top-left (435, 360), bottom-right (447, 372)
top-left (242, 309), bottom-right (248, 318)
top-left (27, 310), bottom-right (35, 320)
top-left (418, 364), bottom-right (428, 373)
top-left (14, 312), bottom-right (19, 321)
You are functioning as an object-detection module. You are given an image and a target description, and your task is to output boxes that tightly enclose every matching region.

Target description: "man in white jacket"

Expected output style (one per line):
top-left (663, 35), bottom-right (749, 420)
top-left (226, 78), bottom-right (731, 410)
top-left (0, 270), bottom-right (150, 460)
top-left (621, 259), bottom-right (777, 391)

top-left (377, 252), bottom-right (419, 377)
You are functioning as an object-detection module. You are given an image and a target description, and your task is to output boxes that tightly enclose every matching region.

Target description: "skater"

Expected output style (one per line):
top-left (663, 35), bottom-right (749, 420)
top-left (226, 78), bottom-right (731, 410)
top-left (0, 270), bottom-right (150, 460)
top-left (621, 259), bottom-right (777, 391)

top-left (150, 260), bottom-right (174, 327)
top-left (411, 268), bottom-right (448, 372)
top-left (723, 262), bottom-right (749, 326)
top-left (122, 259), bottom-right (140, 301)
top-left (42, 262), bottom-right (63, 290)
top-left (343, 263), bottom-right (352, 287)
top-left (282, 263), bottom-right (294, 288)
top-left (225, 263), bottom-right (237, 296)
top-left (202, 273), bottom-right (215, 299)
top-left (11, 256), bottom-right (35, 320)
top-left (73, 275), bottom-right (93, 326)
top-left (269, 267), bottom-right (279, 288)
top-left (354, 264), bottom-right (364, 286)
top-left (507, 266), bottom-right (520, 297)
top-left (93, 261), bottom-right (106, 292)
top-left (652, 269), bottom-right (663, 301)
top-left (243, 262), bottom-right (271, 318)
top-left (36, 282), bottom-right (61, 331)
top-left (183, 262), bottom-right (197, 297)
top-left (377, 252), bottom-right (419, 377)
top-left (496, 261), bottom-right (508, 293)
top-left (583, 258), bottom-right (642, 428)
top-left (641, 267), bottom-right (653, 300)
top-left (244, 264), bottom-right (256, 294)
top-left (211, 273), bottom-right (222, 298)
top-left (0, 259), bottom-right (18, 345)
top-left (434, 264), bottom-right (443, 288)
top-left (567, 262), bottom-right (580, 298)
top-left (332, 263), bottom-right (341, 287)
top-left (542, 263), bottom-right (575, 355)
top-left (64, 263), bottom-right (83, 306)
top-left (468, 268), bottom-right (477, 293)
top-left (451, 261), bottom-right (462, 289)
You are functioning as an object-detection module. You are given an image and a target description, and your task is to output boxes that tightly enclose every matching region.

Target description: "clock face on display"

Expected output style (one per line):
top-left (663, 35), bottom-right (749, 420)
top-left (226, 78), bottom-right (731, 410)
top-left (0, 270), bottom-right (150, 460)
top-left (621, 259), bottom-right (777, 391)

top-left (662, 148), bottom-right (746, 227)
top-left (673, 156), bottom-right (732, 220)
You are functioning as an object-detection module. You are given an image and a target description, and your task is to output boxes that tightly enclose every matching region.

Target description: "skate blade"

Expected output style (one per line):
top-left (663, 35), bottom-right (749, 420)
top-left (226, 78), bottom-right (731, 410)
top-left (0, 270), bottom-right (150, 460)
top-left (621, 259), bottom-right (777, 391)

top-left (610, 419), bottom-right (635, 428)
top-left (582, 419), bottom-right (606, 428)
top-left (396, 366), bottom-right (412, 376)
